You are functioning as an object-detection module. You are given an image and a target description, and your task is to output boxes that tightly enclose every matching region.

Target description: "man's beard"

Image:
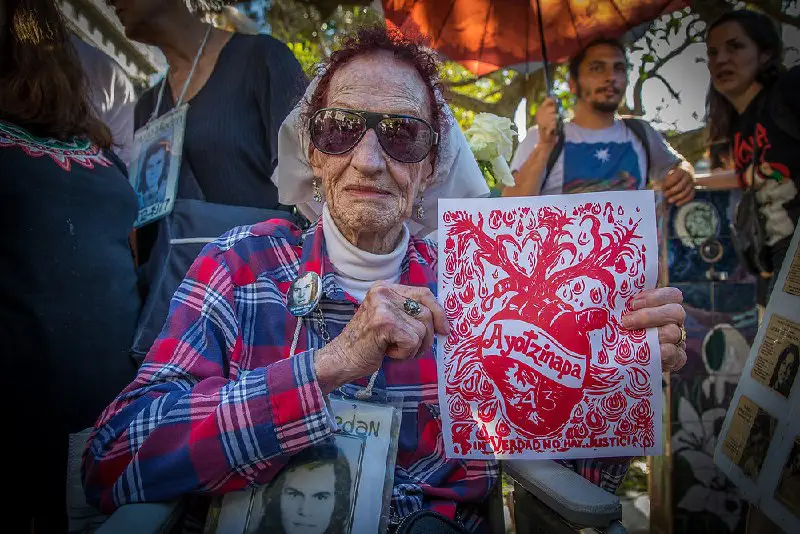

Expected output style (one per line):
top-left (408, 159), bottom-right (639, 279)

top-left (591, 100), bottom-right (621, 113)
top-left (578, 82), bottom-right (622, 113)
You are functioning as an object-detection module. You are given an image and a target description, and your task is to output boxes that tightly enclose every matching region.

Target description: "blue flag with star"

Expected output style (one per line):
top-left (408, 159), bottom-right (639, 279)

top-left (562, 141), bottom-right (642, 194)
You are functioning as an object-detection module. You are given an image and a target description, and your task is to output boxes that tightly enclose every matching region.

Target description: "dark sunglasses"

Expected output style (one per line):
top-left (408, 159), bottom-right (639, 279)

top-left (310, 108), bottom-right (439, 163)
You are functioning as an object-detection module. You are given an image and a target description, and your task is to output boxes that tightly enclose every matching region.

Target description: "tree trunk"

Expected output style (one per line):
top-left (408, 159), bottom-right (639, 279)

top-left (666, 127), bottom-right (708, 164)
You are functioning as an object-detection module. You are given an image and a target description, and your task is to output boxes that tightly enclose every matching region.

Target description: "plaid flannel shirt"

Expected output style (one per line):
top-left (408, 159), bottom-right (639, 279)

top-left (83, 218), bottom-right (628, 530)
top-left (83, 218), bottom-right (499, 529)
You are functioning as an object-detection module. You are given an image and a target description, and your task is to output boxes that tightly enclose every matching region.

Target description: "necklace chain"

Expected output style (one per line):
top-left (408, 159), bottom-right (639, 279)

top-left (314, 306), bottom-right (332, 344)
top-left (311, 303), bottom-right (377, 399)
top-left (148, 24), bottom-right (213, 124)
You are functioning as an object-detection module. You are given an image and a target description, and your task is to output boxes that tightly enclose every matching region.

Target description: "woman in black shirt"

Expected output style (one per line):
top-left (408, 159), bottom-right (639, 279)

top-left (705, 9), bottom-right (800, 305)
top-left (108, 3), bottom-right (307, 364)
top-left (108, 0), bottom-right (307, 250)
top-left (1, 1), bottom-right (140, 531)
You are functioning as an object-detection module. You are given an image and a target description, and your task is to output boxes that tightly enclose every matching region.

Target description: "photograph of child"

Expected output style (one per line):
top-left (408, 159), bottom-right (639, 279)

top-left (129, 105), bottom-right (186, 228)
top-left (287, 272), bottom-right (320, 317)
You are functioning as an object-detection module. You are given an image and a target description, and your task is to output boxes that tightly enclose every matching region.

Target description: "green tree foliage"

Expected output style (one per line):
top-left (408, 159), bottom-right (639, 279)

top-left (270, 1), bottom-right (382, 76)
top-left (263, 0), bottom-right (574, 132)
top-left (252, 0), bottom-right (799, 160)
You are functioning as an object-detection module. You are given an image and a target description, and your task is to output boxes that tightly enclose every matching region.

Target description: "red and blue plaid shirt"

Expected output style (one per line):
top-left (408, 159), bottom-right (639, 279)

top-left (83, 218), bottom-right (500, 529)
top-left (83, 218), bottom-right (628, 530)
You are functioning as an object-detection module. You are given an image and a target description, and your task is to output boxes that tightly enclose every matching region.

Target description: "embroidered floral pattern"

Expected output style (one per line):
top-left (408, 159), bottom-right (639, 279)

top-left (0, 120), bottom-right (111, 171)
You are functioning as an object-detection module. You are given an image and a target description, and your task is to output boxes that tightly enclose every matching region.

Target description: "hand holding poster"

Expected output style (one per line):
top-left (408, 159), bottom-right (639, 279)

top-left (437, 191), bottom-right (662, 459)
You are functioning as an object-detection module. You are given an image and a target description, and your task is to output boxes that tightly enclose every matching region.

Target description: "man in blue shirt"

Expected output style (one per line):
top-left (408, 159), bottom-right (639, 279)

top-left (504, 38), bottom-right (695, 495)
top-left (506, 38), bottom-right (695, 205)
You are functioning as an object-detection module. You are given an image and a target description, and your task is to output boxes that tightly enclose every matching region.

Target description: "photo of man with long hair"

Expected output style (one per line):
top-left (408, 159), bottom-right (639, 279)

top-left (248, 439), bottom-right (360, 534)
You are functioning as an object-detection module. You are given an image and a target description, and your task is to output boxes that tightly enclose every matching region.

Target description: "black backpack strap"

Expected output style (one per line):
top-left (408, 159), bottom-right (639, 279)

top-left (621, 117), bottom-right (652, 182)
top-left (542, 134), bottom-right (565, 192)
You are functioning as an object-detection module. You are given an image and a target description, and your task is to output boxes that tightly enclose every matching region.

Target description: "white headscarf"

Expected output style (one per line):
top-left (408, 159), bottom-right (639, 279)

top-left (270, 75), bottom-right (490, 237)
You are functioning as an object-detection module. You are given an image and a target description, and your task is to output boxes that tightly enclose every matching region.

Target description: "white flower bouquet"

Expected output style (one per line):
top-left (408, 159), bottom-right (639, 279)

top-left (464, 113), bottom-right (518, 188)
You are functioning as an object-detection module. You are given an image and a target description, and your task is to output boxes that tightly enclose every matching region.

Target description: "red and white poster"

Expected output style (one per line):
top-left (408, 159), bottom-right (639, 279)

top-left (437, 191), bottom-right (661, 459)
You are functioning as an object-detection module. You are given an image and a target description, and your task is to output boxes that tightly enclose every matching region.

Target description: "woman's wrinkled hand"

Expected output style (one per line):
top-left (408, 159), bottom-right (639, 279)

top-left (314, 282), bottom-right (450, 394)
top-left (621, 287), bottom-right (687, 373)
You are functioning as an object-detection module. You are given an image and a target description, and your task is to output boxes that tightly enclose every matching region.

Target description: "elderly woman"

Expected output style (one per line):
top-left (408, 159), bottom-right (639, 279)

top-left (84, 27), bottom-right (688, 533)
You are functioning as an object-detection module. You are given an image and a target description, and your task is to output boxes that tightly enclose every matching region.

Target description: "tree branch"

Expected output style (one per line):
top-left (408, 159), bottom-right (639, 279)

top-left (759, 3), bottom-right (800, 28)
top-left (628, 20), bottom-right (698, 116)
top-left (649, 30), bottom-right (698, 74)
top-left (443, 73), bottom-right (496, 88)
top-left (652, 73), bottom-right (681, 102)
top-left (444, 91), bottom-right (502, 115)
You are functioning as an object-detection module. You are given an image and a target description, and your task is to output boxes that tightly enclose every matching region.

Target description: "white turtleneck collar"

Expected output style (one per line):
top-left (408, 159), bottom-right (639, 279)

top-left (322, 203), bottom-right (409, 302)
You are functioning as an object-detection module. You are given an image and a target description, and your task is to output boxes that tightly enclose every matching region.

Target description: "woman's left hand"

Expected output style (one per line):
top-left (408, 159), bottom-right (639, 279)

top-left (622, 287), bottom-right (687, 373)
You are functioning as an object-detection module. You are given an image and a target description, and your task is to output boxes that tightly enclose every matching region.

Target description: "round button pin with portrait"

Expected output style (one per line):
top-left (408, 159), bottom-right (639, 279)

top-left (287, 271), bottom-right (322, 317)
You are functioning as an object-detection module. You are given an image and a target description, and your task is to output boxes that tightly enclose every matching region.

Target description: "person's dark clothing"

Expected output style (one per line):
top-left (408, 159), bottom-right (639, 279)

top-left (731, 67), bottom-right (800, 305)
top-left (133, 33), bottom-right (307, 210)
top-left (1, 119), bottom-right (140, 533)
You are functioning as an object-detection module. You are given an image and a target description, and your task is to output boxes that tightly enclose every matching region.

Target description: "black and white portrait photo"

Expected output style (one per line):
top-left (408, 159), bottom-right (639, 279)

top-left (769, 343), bottom-right (800, 398)
top-left (209, 400), bottom-right (398, 534)
top-left (739, 409), bottom-right (776, 481)
top-left (244, 435), bottom-right (364, 534)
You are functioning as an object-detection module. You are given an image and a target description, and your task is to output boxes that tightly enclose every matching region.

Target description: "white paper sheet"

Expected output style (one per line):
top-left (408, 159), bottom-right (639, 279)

top-left (437, 191), bottom-right (662, 459)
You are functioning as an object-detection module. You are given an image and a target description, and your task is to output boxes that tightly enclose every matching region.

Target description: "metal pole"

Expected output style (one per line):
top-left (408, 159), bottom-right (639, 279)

top-left (533, 0), bottom-right (551, 95)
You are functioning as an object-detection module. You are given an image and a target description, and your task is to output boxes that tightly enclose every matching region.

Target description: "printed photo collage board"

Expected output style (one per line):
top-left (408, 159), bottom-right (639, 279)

top-left (714, 223), bottom-right (800, 532)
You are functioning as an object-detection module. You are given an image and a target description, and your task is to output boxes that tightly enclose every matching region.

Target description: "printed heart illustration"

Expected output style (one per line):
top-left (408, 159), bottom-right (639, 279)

top-left (439, 199), bottom-right (657, 458)
top-left (479, 304), bottom-right (607, 437)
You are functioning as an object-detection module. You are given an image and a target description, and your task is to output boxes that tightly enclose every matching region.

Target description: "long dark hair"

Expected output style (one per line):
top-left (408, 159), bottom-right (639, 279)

top-left (705, 10), bottom-right (785, 145)
top-left (258, 443), bottom-right (353, 534)
top-left (0, 0), bottom-right (112, 148)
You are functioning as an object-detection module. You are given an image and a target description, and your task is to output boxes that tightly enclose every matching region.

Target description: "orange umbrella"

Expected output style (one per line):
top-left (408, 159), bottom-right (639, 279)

top-left (383, 0), bottom-right (689, 76)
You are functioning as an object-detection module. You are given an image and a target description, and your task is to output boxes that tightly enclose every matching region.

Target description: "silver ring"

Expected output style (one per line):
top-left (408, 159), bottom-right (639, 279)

top-left (403, 298), bottom-right (422, 318)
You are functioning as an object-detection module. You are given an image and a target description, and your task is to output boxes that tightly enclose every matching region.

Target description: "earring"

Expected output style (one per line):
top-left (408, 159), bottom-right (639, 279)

top-left (415, 193), bottom-right (425, 219)
top-left (312, 177), bottom-right (322, 203)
